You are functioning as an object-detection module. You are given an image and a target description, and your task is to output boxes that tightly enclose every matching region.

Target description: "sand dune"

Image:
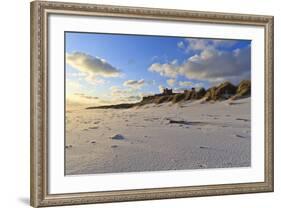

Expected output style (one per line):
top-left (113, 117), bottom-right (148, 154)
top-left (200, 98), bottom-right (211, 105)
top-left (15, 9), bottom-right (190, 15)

top-left (65, 97), bottom-right (251, 175)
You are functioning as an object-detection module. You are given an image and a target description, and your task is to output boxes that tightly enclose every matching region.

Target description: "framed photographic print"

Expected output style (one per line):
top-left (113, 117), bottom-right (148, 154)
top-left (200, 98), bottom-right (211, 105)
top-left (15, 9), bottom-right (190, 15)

top-left (30, 1), bottom-right (274, 207)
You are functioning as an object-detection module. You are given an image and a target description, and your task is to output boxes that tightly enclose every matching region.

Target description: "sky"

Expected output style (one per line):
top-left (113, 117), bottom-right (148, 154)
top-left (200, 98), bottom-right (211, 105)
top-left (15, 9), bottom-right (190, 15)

top-left (65, 32), bottom-right (251, 106)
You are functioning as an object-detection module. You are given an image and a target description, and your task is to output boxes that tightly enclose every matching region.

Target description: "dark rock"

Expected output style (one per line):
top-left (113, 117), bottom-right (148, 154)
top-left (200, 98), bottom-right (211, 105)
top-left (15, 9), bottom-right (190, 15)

top-left (111, 134), bottom-right (125, 140)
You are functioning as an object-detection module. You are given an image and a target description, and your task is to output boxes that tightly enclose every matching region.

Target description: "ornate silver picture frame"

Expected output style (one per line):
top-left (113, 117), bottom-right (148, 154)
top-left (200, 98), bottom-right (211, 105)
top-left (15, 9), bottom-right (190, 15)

top-left (30, 1), bottom-right (273, 207)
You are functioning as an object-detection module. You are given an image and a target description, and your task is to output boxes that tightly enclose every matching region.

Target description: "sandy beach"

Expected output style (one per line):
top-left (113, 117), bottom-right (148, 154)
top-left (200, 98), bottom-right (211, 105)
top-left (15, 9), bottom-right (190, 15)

top-left (65, 97), bottom-right (251, 175)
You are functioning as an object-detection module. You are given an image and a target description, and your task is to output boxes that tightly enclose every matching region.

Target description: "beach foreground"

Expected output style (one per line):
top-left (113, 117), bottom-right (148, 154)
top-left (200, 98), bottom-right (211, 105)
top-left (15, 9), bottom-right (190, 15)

top-left (65, 97), bottom-right (251, 175)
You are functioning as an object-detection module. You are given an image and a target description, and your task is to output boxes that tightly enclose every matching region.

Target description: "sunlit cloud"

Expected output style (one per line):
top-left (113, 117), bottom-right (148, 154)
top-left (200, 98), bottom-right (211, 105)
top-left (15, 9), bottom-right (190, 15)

top-left (73, 93), bottom-right (99, 100)
top-left (178, 38), bottom-right (239, 53)
top-left (123, 79), bottom-right (145, 89)
top-left (123, 79), bottom-right (155, 89)
top-left (66, 93), bottom-right (99, 105)
top-left (179, 47), bottom-right (250, 84)
top-left (66, 72), bottom-right (86, 78)
top-left (66, 52), bottom-right (121, 85)
top-left (178, 81), bottom-right (193, 87)
top-left (148, 61), bottom-right (179, 78)
top-left (66, 52), bottom-right (121, 77)
top-left (110, 86), bottom-right (135, 97)
top-left (158, 85), bottom-right (164, 93)
top-left (177, 41), bottom-right (185, 49)
top-left (84, 74), bottom-right (106, 85)
top-left (108, 86), bottom-right (142, 103)
top-left (167, 79), bottom-right (176, 87)
top-left (66, 80), bottom-right (82, 95)
top-left (148, 46), bottom-right (250, 84)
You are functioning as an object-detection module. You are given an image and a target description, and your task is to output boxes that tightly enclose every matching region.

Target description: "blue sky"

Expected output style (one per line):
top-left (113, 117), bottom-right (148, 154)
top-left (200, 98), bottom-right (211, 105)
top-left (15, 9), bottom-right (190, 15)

top-left (65, 32), bottom-right (251, 106)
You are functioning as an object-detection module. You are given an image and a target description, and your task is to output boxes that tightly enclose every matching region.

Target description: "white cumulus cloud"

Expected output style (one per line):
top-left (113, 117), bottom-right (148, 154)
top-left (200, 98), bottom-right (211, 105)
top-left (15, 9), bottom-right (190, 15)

top-left (123, 79), bottom-right (145, 89)
top-left (66, 52), bottom-right (121, 85)
top-left (148, 46), bottom-right (250, 84)
top-left (148, 61), bottom-right (179, 78)
top-left (178, 81), bottom-right (193, 87)
top-left (183, 38), bottom-right (238, 52)
top-left (180, 47), bottom-right (251, 84)
top-left (177, 41), bottom-right (185, 49)
top-left (158, 85), bottom-right (165, 93)
top-left (167, 79), bottom-right (176, 87)
top-left (109, 86), bottom-right (142, 103)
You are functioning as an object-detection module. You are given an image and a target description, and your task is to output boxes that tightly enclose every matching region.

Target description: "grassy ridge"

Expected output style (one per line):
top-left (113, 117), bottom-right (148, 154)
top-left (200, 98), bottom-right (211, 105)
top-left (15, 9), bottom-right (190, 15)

top-left (86, 80), bottom-right (251, 110)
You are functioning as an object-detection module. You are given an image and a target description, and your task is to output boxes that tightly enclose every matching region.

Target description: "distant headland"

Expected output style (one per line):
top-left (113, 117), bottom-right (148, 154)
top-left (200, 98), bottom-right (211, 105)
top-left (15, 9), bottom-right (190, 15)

top-left (86, 80), bottom-right (251, 110)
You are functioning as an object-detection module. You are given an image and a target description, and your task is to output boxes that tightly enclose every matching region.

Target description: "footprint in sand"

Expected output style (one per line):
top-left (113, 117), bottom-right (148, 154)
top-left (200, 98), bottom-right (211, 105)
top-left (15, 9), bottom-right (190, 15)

top-left (88, 126), bottom-right (99, 130)
top-left (136, 139), bottom-right (145, 143)
top-left (168, 119), bottom-right (211, 128)
top-left (206, 114), bottom-right (218, 117)
top-left (199, 146), bottom-right (209, 149)
top-left (236, 118), bottom-right (250, 122)
top-left (235, 134), bottom-right (246, 139)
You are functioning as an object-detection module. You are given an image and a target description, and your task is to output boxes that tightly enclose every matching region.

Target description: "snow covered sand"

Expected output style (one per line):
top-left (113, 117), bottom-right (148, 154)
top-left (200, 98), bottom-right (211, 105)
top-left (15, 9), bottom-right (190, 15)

top-left (65, 98), bottom-right (251, 175)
